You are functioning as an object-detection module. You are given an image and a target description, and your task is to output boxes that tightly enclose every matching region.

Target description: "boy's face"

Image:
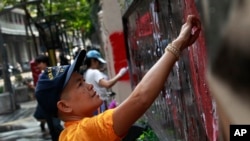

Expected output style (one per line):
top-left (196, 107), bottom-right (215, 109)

top-left (37, 62), bottom-right (47, 71)
top-left (58, 72), bottom-right (103, 117)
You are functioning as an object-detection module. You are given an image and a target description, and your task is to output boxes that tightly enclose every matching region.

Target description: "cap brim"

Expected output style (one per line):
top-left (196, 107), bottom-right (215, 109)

top-left (97, 57), bottom-right (106, 64)
top-left (63, 50), bottom-right (86, 87)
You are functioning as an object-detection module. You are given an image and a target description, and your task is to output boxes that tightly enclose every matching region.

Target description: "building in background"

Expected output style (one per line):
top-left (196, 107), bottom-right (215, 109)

top-left (0, 8), bottom-right (39, 72)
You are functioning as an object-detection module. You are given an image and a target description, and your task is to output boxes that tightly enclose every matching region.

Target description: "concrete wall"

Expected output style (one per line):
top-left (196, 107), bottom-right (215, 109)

top-left (0, 86), bottom-right (32, 115)
top-left (14, 86), bottom-right (32, 104)
top-left (0, 92), bottom-right (13, 114)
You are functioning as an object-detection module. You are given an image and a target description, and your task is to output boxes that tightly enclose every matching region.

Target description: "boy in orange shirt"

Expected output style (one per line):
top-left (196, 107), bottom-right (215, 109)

top-left (35, 15), bottom-right (201, 141)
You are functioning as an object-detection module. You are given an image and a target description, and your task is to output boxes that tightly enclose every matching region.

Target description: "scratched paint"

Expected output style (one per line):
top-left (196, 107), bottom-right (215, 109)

top-left (123, 0), bottom-right (217, 140)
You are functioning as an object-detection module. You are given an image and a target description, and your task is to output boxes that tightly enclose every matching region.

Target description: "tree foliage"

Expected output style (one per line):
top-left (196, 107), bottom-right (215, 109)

top-left (1, 0), bottom-right (98, 37)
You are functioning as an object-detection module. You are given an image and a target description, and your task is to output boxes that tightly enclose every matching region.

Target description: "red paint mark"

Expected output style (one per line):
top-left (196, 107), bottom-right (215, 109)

top-left (136, 12), bottom-right (153, 37)
top-left (109, 32), bottom-right (129, 81)
top-left (183, 0), bottom-right (218, 140)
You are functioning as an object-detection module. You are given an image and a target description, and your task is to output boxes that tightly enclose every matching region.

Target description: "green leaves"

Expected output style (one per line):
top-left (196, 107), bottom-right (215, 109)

top-left (1, 0), bottom-right (96, 37)
top-left (136, 129), bottom-right (159, 141)
top-left (41, 0), bottom-right (93, 35)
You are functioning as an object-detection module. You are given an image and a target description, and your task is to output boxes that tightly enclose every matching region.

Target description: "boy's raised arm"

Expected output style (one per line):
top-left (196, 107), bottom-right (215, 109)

top-left (113, 15), bottom-right (201, 136)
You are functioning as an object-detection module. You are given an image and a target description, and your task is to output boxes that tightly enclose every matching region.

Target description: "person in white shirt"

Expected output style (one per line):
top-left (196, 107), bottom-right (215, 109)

top-left (84, 50), bottom-right (128, 114)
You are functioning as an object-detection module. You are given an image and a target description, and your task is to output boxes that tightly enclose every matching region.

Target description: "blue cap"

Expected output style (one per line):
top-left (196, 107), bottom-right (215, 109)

top-left (86, 50), bottom-right (106, 63)
top-left (35, 50), bottom-right (86, 117)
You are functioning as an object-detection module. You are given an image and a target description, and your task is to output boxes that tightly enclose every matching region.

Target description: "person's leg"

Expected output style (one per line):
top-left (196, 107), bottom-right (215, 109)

top-left (46, 116), bottom-right (63, 141)
top-left (33, 105), bottom-right (47, 133)
top-left (40, 121), bottom-right (46, 132)
top-left (53, 117), bottom-right (64, 134)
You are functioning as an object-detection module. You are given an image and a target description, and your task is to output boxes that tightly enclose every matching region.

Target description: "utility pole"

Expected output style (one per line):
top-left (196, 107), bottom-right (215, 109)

top-left (0, 26), bottom-right (16, 111)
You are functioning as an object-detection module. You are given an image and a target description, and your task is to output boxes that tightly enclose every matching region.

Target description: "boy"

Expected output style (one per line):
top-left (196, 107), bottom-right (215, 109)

top-left (35, 15), bottom-right (201, 140)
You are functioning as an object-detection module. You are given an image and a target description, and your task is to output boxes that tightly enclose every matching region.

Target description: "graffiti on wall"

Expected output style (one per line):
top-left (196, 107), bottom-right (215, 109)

top-left (109, 32), bottom-right (130, 81)
top-left (123, 0), bottom-right (217, 140)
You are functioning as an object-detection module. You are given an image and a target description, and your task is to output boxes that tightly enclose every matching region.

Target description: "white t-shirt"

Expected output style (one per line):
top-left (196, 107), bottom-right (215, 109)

top-left (84, 69), bottom-right (108, 100)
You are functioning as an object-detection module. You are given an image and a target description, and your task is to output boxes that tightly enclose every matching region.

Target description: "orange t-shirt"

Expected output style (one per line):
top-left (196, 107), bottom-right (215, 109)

top-left (59, 109), bottom-right (122, 141)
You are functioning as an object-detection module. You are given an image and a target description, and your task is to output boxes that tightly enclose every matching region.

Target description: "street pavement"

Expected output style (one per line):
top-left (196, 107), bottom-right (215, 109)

top-left (0, 100), bottom-right (52, 141)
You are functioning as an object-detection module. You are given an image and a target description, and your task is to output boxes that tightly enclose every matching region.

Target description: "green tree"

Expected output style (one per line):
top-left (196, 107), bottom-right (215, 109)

top-left (1, 0), bottom-right (98, 38)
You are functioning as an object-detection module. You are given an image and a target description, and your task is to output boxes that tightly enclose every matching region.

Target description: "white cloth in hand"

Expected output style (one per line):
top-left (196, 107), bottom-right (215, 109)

top-left (117, 67), bottom-right (129, 77)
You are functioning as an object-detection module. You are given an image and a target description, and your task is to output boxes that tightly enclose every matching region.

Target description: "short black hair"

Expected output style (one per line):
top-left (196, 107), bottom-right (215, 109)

top-left (84, 57), bottom-right (99, 68)
top-left (35, 55), bottom-right (50, 66)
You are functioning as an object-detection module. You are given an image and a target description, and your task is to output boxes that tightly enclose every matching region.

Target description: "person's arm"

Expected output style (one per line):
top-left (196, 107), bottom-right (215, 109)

top-left (27, 83), bottom-right (36, 90)
top-left (23, 81), bottom-right (35, 90)
top-left (112, 15), bottom-right (201, 136)
top-left (99, 67), bottom-right (128, 88)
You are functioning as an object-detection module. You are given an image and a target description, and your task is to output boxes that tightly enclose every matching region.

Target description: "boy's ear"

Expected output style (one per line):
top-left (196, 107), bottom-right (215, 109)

top-left (57, 100), bottom-right (72, 113)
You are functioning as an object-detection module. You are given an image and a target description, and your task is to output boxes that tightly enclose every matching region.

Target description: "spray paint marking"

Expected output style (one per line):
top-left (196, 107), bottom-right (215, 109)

top-left (109, 32), bottom-right (129, 81)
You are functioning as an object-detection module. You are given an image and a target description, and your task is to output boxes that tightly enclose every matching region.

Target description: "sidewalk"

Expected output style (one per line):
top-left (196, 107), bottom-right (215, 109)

top-left (0, 100), bottom-right (52, 141)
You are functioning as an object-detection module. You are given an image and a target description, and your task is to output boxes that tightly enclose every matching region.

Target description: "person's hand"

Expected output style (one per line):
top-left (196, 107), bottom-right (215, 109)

top-left (117, 67), bottom-right (129, 77)
top-left (26, 82), bottom-right (35, 90)
top-left (173, 15), bottom-right (201, 51)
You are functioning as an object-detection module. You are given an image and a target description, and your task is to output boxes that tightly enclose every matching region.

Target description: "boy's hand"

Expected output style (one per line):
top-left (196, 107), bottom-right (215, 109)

top-left (173, 15), bottom-right (201, 51)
